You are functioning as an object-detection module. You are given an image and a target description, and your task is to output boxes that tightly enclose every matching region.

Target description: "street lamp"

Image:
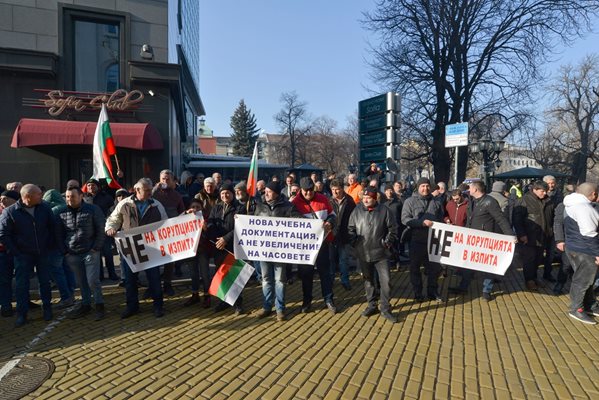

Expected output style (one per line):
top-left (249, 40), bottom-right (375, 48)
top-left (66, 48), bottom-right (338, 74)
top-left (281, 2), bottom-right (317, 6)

top-left (469, 136), bottom-right (505, 188)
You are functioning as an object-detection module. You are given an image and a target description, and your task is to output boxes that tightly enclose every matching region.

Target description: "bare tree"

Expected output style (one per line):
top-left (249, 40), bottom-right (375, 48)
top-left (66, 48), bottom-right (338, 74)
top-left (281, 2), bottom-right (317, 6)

top-left (364, 0), bottom-right (599, 184)
top-left (274, 91), bottom-right (308, 168)
top-left (546, 55), bottom-right (599, 183)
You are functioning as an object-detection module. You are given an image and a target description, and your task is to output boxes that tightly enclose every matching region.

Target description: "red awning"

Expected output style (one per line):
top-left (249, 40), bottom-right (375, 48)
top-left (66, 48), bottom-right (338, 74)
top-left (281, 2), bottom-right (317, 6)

top-left (11, 118), bottom-right (163, 150)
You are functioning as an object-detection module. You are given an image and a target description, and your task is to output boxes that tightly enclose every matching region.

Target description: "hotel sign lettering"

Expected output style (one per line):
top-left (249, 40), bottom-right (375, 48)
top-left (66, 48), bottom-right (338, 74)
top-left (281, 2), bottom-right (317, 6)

top-left (41, 89), bottom-right (145, 116)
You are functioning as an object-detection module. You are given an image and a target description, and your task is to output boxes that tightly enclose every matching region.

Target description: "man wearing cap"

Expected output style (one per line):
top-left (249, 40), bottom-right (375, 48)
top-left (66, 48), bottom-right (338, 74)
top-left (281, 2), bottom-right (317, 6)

top-left (0, 184), bottom-right (57, 326)
top-left (85, 178), bottom-right (118, 281)
top-left (106, 178), bottom-right (168, 318)
top-left (253, 181), bottom-right (303, 321)
top-left (348, 186), bottom-right (398, 322)
top-left (234, 181), bottom-right (261, 282)
top-left (401, 177), bottom-right (444, 302)
top-left (291, 177), bottom-right (337, 314)
top-left (195, 177), bottom-right (219, 218)
top-left (153, 169), bottom-right (186, 294)
top-left (489, 181), bottom-right (509, 220)
top-left (0, 190), bottom-right (19, 316)
top-left (207, 183), bottom-right (244, 315)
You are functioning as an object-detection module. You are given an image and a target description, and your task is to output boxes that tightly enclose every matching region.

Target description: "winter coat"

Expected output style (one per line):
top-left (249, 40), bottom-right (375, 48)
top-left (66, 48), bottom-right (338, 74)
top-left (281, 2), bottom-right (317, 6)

top-left (253, 195), bottom-right (304, 219)
top-left (512, 191), bottom-right (555, 247)
top-left (488, 191), bottom-right (510, 222)
top-left (152, 185), bottom-right (185, 218)
top-left (43, 189), bottom-right (66, 214)
top-left (194, 189), bottom-right (219, 219)
top-left (291, 192), bottom-right (336, 242)
top-left (401, 192), bottom-right (443, 244)
top-left (85, 190), bottom-right (114, 217)
top-left (563, 193), bottom-right (599, 256)
top-left (330, 193), bottom-right (356, 244)
top-left (348, 202), bottom-right (397, 263)
top-left (466, 195), bottom-right (513, 235)
top-left (105, 194), bottom-right (168, 232)
top-left (384, 195), bottom-right (403, 224)
top-left (207, 200), bottom-right (242, 252)
top-left (444, 199), bottom-right (469, 227)
top-left (57, 203), bottom-right (106, 254)
top-left (345, 183), bottom-right (363, 205)
top-left (553, 202), bottom-right (566, 244)
top-left (0, 200), bottom-right (57, 256)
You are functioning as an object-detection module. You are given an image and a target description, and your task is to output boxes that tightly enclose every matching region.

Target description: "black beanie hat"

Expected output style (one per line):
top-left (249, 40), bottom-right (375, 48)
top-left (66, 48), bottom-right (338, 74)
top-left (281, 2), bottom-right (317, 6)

top-left (265, 181), bottom-right (281, 195)
top-left (1, 190), bottom-right (19, 201)
top-left (416, 177), bottom-right (431, 187)
top-left (219, 182), bottom-right (235, 194)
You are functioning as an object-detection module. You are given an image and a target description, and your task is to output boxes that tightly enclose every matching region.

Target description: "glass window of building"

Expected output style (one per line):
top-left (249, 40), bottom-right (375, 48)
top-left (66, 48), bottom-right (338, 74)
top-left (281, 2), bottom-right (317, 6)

top-left (73, 20), bottom-right (121, 92)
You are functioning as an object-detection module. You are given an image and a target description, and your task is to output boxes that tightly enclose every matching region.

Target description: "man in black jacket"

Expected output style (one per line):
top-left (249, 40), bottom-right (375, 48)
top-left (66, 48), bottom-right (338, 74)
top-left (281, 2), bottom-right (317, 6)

top-left (57, 187), bottom-right (107, 320)
top-left (0, 184), bottom-right (56, 327)
top-left (329, 179), bottom-right (355, 290)
top-left (512, 180), bottom-right (555, 290)
top-left (401, 177), bottom-right (444, 302)
top-left (552, 184), bottom-right (575, 295)
top-left (253, 181), bottom-right (303, 321)
top-left (208, 183), bottom-right (244, 315)
top-left (348, 186), bottom-right (398, 322)
top-left (450, 181), bottom-right (515, 300)
top-left (383, 184), bottom-right (403, 270)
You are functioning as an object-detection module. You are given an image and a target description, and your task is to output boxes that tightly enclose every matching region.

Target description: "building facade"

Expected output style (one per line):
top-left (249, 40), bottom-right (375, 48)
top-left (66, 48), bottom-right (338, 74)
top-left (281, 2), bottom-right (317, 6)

top-left (0, 0), bottom-right (203, 190)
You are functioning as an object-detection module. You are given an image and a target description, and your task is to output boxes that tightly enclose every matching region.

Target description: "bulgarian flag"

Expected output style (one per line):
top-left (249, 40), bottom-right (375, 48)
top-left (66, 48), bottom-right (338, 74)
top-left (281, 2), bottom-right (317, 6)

top-left (209, 253), bottom-right (255, 305)
top-left (246, 141), bottom-right (258, 197)
top-left (92, 103), bottom-right (122, 189)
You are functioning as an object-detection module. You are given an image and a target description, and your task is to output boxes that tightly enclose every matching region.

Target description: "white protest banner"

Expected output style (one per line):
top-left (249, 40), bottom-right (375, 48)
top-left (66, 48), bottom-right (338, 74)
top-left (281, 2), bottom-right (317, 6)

top-left (234, 215), bottom-right (324, 265)
top-left (115, 212), bottom-right (203, 273)
top-left (427, 222), bottom-right (516, 275)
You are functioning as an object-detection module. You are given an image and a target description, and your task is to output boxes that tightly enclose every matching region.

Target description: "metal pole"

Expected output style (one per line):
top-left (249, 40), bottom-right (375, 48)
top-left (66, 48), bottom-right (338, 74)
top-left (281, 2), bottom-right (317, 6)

top-left (454, 147), bottom-right (459, 189)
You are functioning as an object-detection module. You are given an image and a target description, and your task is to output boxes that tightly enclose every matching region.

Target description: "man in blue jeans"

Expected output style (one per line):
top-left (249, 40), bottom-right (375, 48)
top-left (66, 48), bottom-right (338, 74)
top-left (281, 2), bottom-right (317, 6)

top-left (329, 179), bottom-right (355, 291)
top-left (0, 184), bottom-right (56, 327)
top-left (105, 178), bottom-right (168, 318)
top-left (57, 187), bottom-right (107, 320)
top-left (253, 181), bottom-right (303, 321)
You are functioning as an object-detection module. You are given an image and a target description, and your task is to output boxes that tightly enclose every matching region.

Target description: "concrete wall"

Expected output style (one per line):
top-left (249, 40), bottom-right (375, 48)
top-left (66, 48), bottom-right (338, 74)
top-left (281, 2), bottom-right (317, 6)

top-left (0, 0), bottom-right (168, 62)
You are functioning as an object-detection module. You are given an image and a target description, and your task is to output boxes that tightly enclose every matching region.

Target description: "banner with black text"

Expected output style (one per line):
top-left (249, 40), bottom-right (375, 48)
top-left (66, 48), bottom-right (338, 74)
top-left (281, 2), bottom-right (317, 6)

top-left (234, 215), bottom-right (324, 265)
top-left (115, 212), bottom-right (203, 273)
top-left (427, 222), bottom-right (516, 275)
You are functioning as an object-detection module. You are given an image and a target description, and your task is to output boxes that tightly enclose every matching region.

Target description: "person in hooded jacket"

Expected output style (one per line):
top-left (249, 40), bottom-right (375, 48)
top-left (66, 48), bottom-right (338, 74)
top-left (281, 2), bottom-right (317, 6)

top-left (562, 182), bottom-right (599, 325)
top-left (348, 186), bottom-right (398, 323)
top-left (401, 177), bottom-right (444, 302)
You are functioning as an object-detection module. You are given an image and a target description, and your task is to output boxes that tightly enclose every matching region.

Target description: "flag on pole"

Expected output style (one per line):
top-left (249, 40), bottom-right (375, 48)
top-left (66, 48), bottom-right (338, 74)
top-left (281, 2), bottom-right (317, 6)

top-left (246, 141), bottom-right (258, 197)
top-left (209, 254), bottom-right (255, 305)
top-left (92, 103), bottom-right (121, 189)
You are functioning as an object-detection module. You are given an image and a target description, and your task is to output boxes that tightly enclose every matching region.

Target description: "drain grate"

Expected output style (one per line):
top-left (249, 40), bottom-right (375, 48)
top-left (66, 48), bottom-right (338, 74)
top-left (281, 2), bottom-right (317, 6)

top-left (0, 356), bottom-right (55, 400)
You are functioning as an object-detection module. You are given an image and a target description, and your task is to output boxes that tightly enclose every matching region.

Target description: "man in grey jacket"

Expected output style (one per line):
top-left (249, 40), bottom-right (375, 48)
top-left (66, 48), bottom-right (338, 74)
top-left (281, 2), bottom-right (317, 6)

top-left (401, 178), bottom-right (444, 302)
top-left (348, 186), bottom-right (398, 323)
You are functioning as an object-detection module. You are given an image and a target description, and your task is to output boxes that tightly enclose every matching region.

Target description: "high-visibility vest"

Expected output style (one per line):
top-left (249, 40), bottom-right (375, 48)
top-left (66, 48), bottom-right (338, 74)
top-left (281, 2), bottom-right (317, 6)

top-left (510, 185), bottom-right (522, 198)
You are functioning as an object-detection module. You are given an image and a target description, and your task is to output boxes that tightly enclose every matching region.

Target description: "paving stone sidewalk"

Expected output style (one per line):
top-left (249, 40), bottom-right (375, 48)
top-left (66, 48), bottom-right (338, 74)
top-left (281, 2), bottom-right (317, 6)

top-left (1, 267), bottom-right (599, 399)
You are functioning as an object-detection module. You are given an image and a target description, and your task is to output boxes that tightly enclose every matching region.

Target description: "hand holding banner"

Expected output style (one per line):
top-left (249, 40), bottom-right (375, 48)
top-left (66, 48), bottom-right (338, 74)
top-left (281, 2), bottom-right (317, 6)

top-left (115, 212), bottom-right (203, 273)
top-left (427, 222), bottom-right (516, 275)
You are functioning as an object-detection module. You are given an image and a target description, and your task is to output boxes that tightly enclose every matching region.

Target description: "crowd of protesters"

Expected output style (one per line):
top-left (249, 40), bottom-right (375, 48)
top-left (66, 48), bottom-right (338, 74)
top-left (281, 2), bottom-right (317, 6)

top-left (1, 168), bottom-right (599, 327)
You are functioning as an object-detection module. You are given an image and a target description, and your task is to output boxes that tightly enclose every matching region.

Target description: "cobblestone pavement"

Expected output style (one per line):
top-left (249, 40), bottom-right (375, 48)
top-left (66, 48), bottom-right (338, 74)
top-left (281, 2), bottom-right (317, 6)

top-left (1, 266), bottom-right (599, 400)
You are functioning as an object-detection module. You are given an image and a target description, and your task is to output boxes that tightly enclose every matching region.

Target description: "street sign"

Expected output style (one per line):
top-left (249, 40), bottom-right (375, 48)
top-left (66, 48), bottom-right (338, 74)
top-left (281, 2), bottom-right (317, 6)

top-left (445, 122), bottom-right (469, 147)
top-left (358, 92), bottom-right (400, 119)
top-left (359, 113), bottom-right (399, 133)
top-left (359, 128), bottom-right (397, 147)
top-left (360, 144), bottom-right (400, 163)
top-left (360, 146), bottom-right (387, 162)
